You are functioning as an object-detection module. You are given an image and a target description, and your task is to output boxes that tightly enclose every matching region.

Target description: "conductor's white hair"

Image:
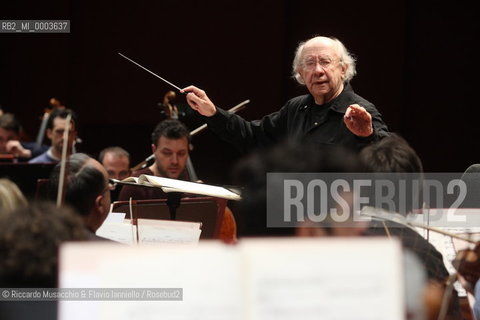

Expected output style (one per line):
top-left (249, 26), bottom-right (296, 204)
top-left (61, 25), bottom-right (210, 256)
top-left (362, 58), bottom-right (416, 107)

top-left (292, 36), bottom-right (357, 85)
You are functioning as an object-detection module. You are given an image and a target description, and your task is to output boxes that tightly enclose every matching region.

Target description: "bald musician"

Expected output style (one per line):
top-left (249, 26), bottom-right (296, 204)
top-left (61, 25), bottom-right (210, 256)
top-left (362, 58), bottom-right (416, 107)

top-left (48, 153), bottom-right (112, 241)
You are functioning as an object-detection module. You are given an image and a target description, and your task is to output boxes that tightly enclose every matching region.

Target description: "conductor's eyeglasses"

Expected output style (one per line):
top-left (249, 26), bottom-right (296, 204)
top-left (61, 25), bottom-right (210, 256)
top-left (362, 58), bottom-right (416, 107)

top-left (302, 57), bottom-right (336, 71)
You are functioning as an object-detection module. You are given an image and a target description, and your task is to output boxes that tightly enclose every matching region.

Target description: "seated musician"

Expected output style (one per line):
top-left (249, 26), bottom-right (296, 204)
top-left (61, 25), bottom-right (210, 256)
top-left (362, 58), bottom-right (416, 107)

top-left (99, 146), bottom-right (131, 201)
top-left (29, 108), bottom-right (78, 163)
top-left (0, 113), bottom-right (48, 161)
top-left (119, 119), bottom-right (236, 242)
top-left (0, 202), bottom-right (86, 320)
top-left (48, 153), bottom-right (112, 241)
top-left (119, 120), bottom-right (190, 200)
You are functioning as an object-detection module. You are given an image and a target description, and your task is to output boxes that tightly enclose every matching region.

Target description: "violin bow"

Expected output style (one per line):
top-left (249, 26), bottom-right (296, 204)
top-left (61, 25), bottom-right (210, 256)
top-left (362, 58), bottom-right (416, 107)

top-left (131, 99), bottom-right (250, 172)
top-left (361, 206), bottom-right (479, 320)
top-left (56, 114), bottom-right (72, 207)
top-left (190, 99), bottom-right (250, 136)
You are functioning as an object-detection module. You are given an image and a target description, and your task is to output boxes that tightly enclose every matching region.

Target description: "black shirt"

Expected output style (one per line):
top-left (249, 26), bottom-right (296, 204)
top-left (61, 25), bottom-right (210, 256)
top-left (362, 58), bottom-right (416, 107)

top-left (203, 83), bottom-right (389, 153)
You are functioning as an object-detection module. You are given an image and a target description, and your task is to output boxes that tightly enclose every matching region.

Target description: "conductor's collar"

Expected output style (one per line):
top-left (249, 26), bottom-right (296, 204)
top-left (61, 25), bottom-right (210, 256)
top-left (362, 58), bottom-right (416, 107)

top-left (303, 82), bottom-right (353, 114)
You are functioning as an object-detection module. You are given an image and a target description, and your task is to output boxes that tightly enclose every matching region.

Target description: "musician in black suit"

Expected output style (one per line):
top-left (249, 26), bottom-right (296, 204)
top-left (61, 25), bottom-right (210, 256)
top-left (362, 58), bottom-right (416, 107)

top-left (48, 153), bottom-right (112, 240)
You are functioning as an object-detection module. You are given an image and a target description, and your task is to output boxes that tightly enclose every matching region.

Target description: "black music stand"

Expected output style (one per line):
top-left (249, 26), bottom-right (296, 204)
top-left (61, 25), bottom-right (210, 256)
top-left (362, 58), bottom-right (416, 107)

top-left (111, 197), bottom-right (227, 239)
top-left (0, 162), bottom-right (56, 199)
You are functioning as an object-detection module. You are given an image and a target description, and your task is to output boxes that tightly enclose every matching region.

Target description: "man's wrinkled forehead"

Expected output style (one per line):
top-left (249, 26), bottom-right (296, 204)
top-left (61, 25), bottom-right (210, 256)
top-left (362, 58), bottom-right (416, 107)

top-left (302, 37), bottom-right (338, 58)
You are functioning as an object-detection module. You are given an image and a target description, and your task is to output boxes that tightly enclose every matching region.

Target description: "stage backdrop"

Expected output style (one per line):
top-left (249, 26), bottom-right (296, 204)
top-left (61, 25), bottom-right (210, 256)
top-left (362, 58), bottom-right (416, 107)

top-left (1, 0), bottom-right (478, 184)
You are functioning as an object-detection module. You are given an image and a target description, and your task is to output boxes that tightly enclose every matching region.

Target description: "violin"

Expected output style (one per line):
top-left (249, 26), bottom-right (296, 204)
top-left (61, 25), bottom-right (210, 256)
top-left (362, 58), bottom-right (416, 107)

top-left (452, 241), bottom-right (480, 293)
top-left (164, 91), bottom-right (239, 243)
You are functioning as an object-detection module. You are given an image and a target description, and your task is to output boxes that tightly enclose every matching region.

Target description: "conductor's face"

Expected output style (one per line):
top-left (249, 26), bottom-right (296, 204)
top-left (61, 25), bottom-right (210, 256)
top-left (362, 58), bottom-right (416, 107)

top-left (298, 38), bottom-right (347, 105)
top-left (152, 136), bottom-right (189, 179)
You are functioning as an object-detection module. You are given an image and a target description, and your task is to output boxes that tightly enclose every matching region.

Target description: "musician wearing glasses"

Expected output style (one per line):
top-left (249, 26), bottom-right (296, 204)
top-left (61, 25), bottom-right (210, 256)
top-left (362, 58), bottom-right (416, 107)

top-left (48, 153), bottom-right (112, 241)
top-left (183, 36), bottom-right (389, 153)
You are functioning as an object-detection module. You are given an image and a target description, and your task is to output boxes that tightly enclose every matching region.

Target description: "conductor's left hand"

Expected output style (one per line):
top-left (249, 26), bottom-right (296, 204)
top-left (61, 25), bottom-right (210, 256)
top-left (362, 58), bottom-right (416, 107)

top-left (343, 104), bottom-right (374, 137)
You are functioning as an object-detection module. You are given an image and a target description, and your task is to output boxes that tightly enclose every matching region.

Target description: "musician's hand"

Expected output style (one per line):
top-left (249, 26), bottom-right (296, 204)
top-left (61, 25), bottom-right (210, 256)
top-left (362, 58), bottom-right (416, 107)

top-left (181, 85), bottom-right (217, 117)
top-left (6, 140), bottom-right (31, 158)
top-left (343, 104), bottom-right (374, 137)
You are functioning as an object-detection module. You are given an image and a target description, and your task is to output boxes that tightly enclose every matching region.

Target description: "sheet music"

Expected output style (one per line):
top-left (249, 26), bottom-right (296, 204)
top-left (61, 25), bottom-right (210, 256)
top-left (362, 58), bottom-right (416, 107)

top-left (114, 174), bottom-right (242, 200)
top-left (59, 243), bottom-right (129, 320)
top-left (240, 238), bottom-right (403, 320)
top-left (59, 239), bottom-right (403, 320)
top-left (421, 227), bottom-right (480, 297)
top-left (95, 221), bottom-right (137, 245)
top-left (97, 243), bottom-right (244, 320)
top-left (103, 211), bottom-right (126, 223)
top-left (139, 175), bottom-right (242, 200)
top-left (95, 212), bottom-right (135, 244)
top-left (137, 219), bottom-right (201, 245)
top-left (388, 209), bottom-right (480, 298)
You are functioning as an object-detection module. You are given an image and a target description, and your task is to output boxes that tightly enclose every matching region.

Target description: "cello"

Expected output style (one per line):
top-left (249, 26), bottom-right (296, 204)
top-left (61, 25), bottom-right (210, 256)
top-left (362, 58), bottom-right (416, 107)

top-left (35, 97), bottom-right (66, 147)
top-left (160, 91), bottom-right (238, 243)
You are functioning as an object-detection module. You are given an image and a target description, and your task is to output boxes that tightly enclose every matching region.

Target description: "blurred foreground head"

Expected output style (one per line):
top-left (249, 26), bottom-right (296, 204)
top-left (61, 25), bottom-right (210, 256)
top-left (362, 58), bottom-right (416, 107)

top-left (233, 139), bottom-right (363, 237)
top-left (0, 178), bottom-right (27, 215)
top-left (0, 202), bottom-right (86, 287)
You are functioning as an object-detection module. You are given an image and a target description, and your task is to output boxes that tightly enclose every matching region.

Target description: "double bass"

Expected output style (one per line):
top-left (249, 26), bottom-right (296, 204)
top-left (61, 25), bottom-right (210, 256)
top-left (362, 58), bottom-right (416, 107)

top-left (162, 90), bottom-right (180, 120)
top-left (35, 97), bottom-right (66, 147)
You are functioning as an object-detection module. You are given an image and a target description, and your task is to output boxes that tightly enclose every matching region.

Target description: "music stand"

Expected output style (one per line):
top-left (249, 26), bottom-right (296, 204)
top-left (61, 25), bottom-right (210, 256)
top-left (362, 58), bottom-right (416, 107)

top-left (111, 197), bottom-right (227, 239)
top-left (0, 162), bottom-right (56, 199)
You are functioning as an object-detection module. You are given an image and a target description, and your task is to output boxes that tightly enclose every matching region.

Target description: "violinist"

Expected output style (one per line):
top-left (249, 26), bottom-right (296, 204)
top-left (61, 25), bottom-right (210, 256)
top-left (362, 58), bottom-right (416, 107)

top-left (29, 108), bottom-right (78, 163)
top-left (0, 113), bottom-right (48, 161)
top-left (359, 134), bottom-right (463, 319)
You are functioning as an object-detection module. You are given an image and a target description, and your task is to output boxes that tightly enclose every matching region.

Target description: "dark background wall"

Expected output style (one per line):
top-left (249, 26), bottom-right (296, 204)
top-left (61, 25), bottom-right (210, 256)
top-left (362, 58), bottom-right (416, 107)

top-left (0, 0), bottom-right (478, 184)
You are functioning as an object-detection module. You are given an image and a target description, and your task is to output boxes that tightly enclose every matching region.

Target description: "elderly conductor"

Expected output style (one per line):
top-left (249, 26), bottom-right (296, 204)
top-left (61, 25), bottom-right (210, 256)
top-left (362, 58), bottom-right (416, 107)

top-left (182, 36), bottom-right (389, 153)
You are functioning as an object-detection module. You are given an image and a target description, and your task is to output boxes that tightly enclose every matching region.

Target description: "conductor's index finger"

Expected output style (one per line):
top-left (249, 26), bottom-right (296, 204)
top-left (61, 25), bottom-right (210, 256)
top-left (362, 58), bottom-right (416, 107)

top-left (180, 85), bottom-right (199, 94)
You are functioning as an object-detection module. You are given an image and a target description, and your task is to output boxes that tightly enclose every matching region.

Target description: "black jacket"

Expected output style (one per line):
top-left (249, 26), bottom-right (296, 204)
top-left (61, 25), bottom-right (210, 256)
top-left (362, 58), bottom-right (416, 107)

top-left (203, 83), bottom-right (389, 153)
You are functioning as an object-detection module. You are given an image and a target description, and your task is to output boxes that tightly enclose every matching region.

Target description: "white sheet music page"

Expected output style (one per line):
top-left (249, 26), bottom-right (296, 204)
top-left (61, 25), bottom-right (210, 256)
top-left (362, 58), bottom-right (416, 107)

top-left (59, 238), bottom-right (403, 320)
top-left (58, 243), bottom-right (129, 320)
top-left (95, 212), bottom-right (136, 244)
top-left (240, 238), bottom-right (404, 320)
top-left (96, 242), bottom-right (244, 320)
top-left (138, 174), bottom-right (241, 200)
top-left (137, 218), bottom-right (201, 245)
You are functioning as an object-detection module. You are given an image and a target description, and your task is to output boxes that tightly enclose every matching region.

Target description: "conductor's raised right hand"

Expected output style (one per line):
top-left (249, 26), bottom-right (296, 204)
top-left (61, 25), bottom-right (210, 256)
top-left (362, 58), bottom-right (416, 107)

top-left (181, 85), bottom-right (217, 117)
